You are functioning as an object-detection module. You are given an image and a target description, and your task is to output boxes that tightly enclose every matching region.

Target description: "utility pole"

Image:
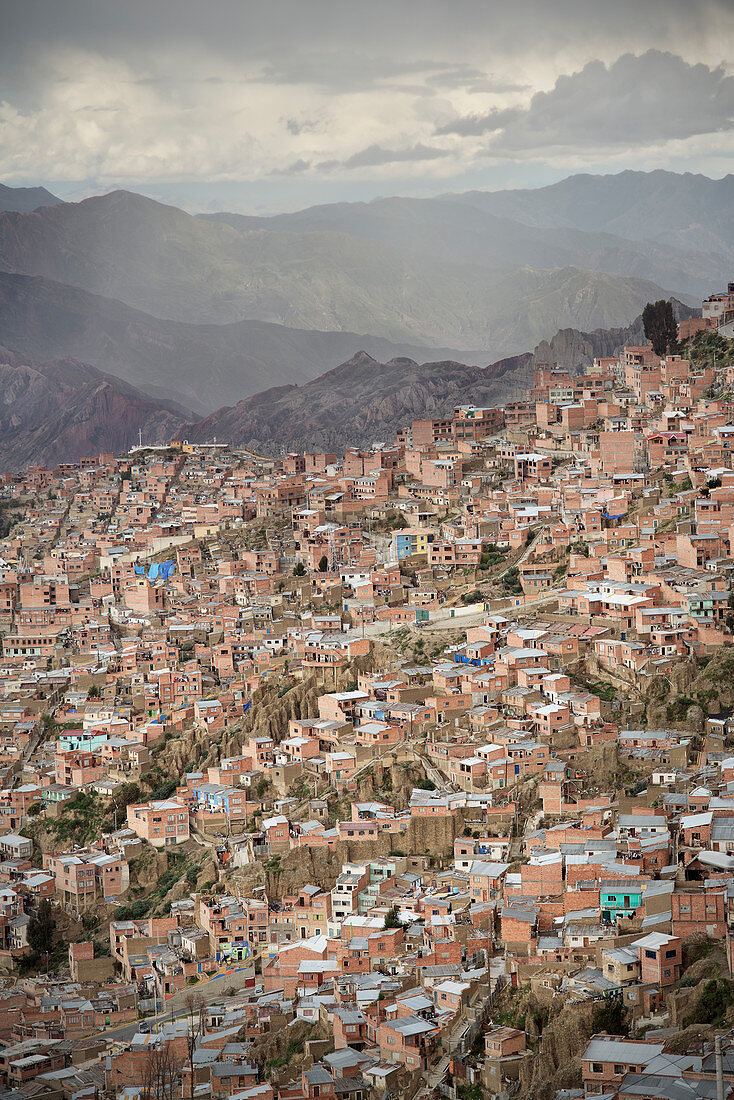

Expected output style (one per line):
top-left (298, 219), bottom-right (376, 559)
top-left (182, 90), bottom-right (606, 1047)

top-left (715, 1034), bottom-right (724, 1100)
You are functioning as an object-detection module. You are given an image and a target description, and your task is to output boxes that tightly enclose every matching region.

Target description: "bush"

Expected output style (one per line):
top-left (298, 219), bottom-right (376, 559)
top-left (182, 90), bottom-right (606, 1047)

top-left (501, 566), bottom-right (522, 595)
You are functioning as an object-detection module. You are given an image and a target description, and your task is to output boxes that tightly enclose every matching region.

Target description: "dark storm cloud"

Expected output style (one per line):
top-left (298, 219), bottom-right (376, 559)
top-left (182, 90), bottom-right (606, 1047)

top-left (438, 51), bottom-right (734, 148)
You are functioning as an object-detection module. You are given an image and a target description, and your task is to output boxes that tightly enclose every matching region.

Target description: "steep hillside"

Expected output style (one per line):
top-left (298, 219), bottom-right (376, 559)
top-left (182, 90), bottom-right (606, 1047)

top-left (185, 350), bottom-right (534, 454)
top-left (0, 190), bottom-right (685, 355)
top-left (0, 272), bottom-right (478, 413)
top-left (0, 347), bottom-right (189, 472)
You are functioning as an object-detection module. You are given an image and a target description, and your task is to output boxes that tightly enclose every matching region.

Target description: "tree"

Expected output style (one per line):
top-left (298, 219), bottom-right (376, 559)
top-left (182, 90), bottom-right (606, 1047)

top-left (292, 562), bottom-right (306, 576)
top-left (141, 1042), bottom-right (182, 1100)
top-left (27, 899), bottom-right (56, 959)
top-left (642, 299), bottom-right (678, 357)
top-left (318, 555), bottom-right (328, 572)
top-left (383, 905), bottom-right (402, 929)
top-left (184, 991), bottom-right (205, 1100)
top-left (501, 566), bottom-right (522, 595)
top-left (87, 684), bottom-right (100, 698)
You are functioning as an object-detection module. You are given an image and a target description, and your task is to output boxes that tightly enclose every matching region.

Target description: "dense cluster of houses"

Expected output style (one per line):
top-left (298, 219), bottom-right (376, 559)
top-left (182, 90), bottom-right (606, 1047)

top-left (4, 290), bottom-right (734, 1097)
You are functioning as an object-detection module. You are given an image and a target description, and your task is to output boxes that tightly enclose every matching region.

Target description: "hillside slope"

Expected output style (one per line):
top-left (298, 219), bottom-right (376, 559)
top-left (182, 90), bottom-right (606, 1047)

top-left (205, 190), bottom-right (725, 296)
top-left (448, 169), bottom-right (734, 261)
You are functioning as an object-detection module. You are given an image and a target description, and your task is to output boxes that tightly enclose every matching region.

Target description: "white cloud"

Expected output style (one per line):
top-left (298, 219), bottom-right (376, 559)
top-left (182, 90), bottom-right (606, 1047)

top-left (1, 9), bottom-right (734, 198)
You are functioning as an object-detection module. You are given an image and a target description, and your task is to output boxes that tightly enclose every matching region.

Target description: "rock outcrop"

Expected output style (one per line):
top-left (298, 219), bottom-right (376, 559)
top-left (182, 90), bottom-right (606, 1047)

top-left (186, 351), bottom-right (534, 454)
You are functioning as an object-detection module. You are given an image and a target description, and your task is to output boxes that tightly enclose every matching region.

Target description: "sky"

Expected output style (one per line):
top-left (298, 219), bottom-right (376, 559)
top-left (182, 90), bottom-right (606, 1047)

top-left (1, 0), bottom-right (734, 213)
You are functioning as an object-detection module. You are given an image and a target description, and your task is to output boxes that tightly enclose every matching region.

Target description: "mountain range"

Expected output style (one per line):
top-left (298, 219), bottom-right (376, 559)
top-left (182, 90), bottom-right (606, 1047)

top-left (203, 180), bottom-right (726, 299)
top-left (0, 169), bottom-right (724, 468)
top-left (447, 170), bottom-right (734, 260)
top-left (0, 188), bottom-right (679, 356)
top-left (185, 351), bottom-right (533, 455)
top-left (0, 183), bottom-right (61, 215)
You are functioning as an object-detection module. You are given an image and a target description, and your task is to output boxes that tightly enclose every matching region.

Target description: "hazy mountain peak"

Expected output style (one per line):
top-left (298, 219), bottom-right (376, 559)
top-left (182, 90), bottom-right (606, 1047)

top-left (0, 182), bottom-right (61, 214)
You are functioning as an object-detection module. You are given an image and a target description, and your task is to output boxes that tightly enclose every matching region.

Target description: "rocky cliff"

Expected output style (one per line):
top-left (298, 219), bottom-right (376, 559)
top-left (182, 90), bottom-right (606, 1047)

top-left (532, 297), bottom-right (697, 372)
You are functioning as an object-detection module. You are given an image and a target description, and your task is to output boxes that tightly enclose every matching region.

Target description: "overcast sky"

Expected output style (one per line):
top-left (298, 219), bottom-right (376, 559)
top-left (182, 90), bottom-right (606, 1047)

top-left (1, 0), bottom-right (733, 212)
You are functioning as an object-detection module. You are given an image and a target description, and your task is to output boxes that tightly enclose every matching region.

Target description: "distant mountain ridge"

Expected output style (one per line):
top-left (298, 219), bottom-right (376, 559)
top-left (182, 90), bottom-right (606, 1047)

top-left (0, 187), bottom-right (690, 357)
top-left (203, 187), bottom-right (725, 298)
top-left (446, 170), bottom-right (734, 263)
